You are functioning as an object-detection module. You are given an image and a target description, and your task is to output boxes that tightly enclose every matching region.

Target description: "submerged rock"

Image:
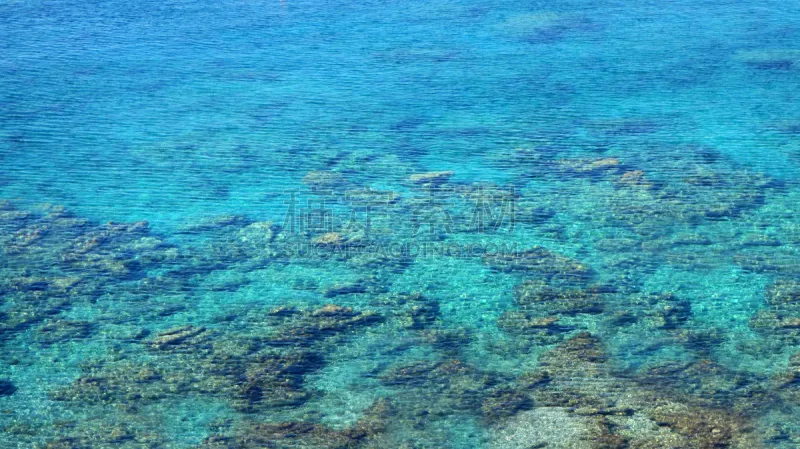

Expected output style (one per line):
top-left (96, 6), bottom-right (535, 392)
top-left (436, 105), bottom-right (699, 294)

top-left (179, 214), bottom-right (249, 233)
top-left (639, 358), bottom-right (770, 411)
top-left (617, 170), bottom-right (653, 189)
top-left (6, 223), bottom-right (50, 248)
top-left (520, 332), bottom-right (617, 410)
top-left (608, 292), bottom-right (691, 330)
top-left (750, 279), bottom-right (800, 342)
top-left (35, 320), bottom-right (94, 346)
top-left (344, 188), bottom-right (400, 206)
top-left (645, 296), bottom-right (692, 330)
top-left (312, 304), bottom-right (356, 317)
top-left (148, 325), bottom-right (211, 351)
top-left (322, 281), bottom-right (369, 297)
top-left (488, 407), bottom-right (597, 449)
top-left (201, 398), bottom-right (392, 449)
top-left (400, 302), bottom-right (441, 330)
top-left (648, 403), bottom-right (753, 449)
top-left (38, 421), bottom-right (156, 449)
top-left (381, 292), bottom-right (442, 330)
top-left (480, 388), bottom-right (534, 422)
top-left (51, 303), bottom-right (380, 414)
top-left (408, 171), bottom-right (454, 186)
top-left (734, 252), bottom-right (800, 277)
top-left (378, 358), bottom-right (525, 425)
top-left (513, 280), bottom-right (607, 315)
top-left (379, 359), bottom-right (470, 387)
top-left (735, 49), bottom-right (800, 70)
top-left (311, 227), bottom-right (368, 249)
top-left (497, 11), bottom-right (596, 44)
top-left (237, 221), bottom-right (277, 245)
top-left (483, 246), bottom-right (591, 281)
top-left (0, 379), bottom-right (16, 396)
top-left (541, 332), bottom-right (608, 367)
top-left (765, 280), bottom-right (800, 306)
top-left (772, 352), bottom-right (800, 392)
top-left (51, 361), bottom-right (170, 404)
top-left (312, 231), bottom-right (347, 246)
top-left (302, 170), bottom-right (347, 191)
top-left (418, 328), bottom-right (471, 355)
top-left (514, 203), bottom-right (556, 225)
top-left (0, 207), bottom-right (32, 228)
top-left (234, 351), bottom-right (324, 411)
top-left (496, 312), bottom-right (570, 336)
top-left (266, 305), bottom-right (383, 347)
top-left (557, 157), bottom-right (623, 178)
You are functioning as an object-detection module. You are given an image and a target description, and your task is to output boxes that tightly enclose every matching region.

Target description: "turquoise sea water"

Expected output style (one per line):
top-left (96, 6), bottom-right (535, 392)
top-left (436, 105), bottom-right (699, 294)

top-left (2, 0), bottom-right (800, 447)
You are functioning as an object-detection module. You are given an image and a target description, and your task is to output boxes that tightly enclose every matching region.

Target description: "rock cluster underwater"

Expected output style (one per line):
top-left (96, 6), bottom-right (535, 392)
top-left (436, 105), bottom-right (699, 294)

top-left (3, 143), bottom-right (800, 448)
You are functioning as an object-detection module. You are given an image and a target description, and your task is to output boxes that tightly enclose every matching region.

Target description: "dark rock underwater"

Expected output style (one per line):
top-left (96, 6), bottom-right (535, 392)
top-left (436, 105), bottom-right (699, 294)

top-left (3, 0), bottom-right (800, 447)
top-left (2, 142), bottom-right (800, 447)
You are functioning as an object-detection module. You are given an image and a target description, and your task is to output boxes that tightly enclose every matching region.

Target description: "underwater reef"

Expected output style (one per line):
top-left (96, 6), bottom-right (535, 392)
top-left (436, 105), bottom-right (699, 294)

top-left (1, 139), bottom-right (800, 448)
top-left (3, 0), bottom-right (800, 446)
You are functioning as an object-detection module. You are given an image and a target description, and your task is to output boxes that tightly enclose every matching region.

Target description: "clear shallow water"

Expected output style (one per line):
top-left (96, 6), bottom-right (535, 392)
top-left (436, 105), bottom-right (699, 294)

top-left (2, 0), bottom-right (800, 447)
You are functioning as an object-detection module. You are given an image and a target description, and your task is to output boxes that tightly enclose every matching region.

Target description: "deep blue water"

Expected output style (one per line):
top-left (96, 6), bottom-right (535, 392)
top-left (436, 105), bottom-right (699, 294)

top-left (2, 0), bottom-right (800, 447)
